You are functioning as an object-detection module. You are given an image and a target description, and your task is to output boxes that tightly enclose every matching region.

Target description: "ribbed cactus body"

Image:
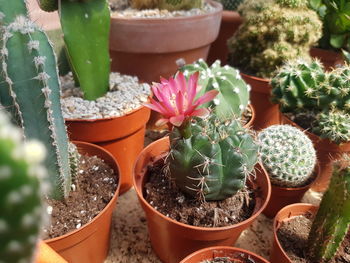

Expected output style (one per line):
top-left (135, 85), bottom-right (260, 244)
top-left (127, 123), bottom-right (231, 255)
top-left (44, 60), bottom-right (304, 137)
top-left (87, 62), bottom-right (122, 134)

top-left (169, 116), bottom-right (258, 201)
top-left (181, 60), bottom-right (250, 120)
top-left (216, 0), bottom-right (245, 11)
top-left (258, 125), bottom-right (316, 187)
top-left (308, 161), bottom-right (350, 262)
top-left (131, 0), bottom-right (202, 10)
top-left (0, 2), bottom-right (72, 200)
top-left (0, 110), bottom-right (46, 263)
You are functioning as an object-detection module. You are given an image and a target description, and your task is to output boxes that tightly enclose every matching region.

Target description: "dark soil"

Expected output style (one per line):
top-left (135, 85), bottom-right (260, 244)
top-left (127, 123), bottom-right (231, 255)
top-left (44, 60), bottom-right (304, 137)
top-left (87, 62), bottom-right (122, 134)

top-left (202, 256), bottom-right (259, 263)
top-left (284, 112), bottom-right (316, 132)
top-left (144, 159), bottom-right (255, 228)
top-left (43, 154), bottom-right (118, 239)
top-left (277, 213), bottom-right (350, 263)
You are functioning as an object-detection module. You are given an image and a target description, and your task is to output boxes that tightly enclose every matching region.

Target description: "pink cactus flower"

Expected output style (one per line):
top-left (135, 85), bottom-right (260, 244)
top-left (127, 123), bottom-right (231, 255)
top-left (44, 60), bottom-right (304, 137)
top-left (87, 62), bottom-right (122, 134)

top-left (145, 72), bottom-right (218, 127)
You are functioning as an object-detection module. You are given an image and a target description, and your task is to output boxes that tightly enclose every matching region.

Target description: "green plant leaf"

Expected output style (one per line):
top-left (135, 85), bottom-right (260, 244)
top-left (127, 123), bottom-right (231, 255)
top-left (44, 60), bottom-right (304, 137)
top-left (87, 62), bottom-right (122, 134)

top-left (331, 34), bottom-right (346, 48)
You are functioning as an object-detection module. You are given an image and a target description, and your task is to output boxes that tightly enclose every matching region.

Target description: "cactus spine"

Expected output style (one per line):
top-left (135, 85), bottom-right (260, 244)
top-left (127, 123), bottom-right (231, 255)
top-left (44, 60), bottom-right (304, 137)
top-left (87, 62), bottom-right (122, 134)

top-left (130, 0), bottom-right (203, 10)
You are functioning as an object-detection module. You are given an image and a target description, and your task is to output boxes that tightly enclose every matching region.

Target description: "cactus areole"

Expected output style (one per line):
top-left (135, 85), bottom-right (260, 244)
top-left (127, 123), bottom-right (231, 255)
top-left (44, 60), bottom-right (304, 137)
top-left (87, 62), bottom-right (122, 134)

top-left (144, 72), bottom-right (259, 201)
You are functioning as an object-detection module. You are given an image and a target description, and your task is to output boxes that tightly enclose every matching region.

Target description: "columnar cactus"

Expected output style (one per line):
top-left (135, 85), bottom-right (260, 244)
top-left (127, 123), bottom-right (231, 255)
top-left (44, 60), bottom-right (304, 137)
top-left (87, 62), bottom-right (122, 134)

top-left (227, 0), bottom-right (322, 78)
top-left (181, 59), bottom-right (250, 120)
top-left (0, 110), bottom-right (47, 263)
top-left (307, 156), bottom-right (350, 262)
top-left (258, 125), bottom-right (316, 187)
top-left (215, 0), bottom-right (245, 11)
top-left (130, 0), bottom-right (203, 10)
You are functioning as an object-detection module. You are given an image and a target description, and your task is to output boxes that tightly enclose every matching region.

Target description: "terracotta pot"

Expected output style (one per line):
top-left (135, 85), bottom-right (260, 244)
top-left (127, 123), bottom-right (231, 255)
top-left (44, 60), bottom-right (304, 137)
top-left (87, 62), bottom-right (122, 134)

top-left (45, 141), bottom-right (121, 263)
top-left (310, 47), bottom-right (344, 70)
top-left (207, 10), bottom-right (242, 65)
top-left (35, 242), bottom-right (67, 263)
top-left (263, 164), bottom-right (320, 218)
top-left (281, 114), bottom-right (350, 192)
top-left (65, 106), bottom-right (150, 194)
top-left (109, 1), bottom-right (222, 83)
top-left (270, 203), bottom-right (317, 263)
top-left (180, 246), bottom-right (270, 263)
top-left (240, 73), bottom-right (281, 130)
top-left (133, 137), bottom-right (271, 263)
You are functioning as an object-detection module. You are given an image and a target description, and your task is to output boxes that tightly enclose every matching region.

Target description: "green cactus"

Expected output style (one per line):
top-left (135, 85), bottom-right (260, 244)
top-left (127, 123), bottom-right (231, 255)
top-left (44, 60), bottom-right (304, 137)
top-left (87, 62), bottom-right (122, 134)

top-left (36, 0), bottom-right (58, 12)
top-left (0, 110), bottom-right (47, 263)
top-left (169, 116), bottom-right (258, 201)
top-left (307, 157), bottom-right (350, 262)
top-left (130, 0), bottom-right (203, 10)
top-left (0, 1), bottom-right (73, 200)
top-left (258, 125), bottom-right (316, 187)
top-left (181, 59), bottom-right (250, 120)
top-left (227, 0), bottom-right (322, 78)
top-left (215, 0), bottom-right (245, 11)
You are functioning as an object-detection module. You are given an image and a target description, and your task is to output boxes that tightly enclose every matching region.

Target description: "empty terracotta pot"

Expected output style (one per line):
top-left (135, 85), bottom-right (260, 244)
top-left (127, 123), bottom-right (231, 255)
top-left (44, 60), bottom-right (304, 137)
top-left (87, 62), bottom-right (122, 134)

top-left (270, 203), bottom-right (317, 263)
top-left (240, 73), bottom-right (281, 130)
top-left (45, 141), bottom-right (121, 263)
top-left (109, 1), bottom-right (222, 84)
top-left (133, 137), bottom-right (271, 263)
top-left (180, 246), bottom-right (270, 263)
top-left (310, 47), bottom-right (344, 70)
top-left (65, 106), bottom-right (150, 194)
top-left (207, 10), bottom-right (242, 65)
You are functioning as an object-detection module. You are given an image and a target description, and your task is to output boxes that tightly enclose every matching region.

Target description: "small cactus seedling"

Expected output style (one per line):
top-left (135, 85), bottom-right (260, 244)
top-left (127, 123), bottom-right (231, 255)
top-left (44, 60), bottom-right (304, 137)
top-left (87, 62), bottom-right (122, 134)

top-left (130, 0), bottom-right (203, 10)
top-left (258, 125), bottom-right (316, 187)
top-left (181, 59), bottom-right (250, 120)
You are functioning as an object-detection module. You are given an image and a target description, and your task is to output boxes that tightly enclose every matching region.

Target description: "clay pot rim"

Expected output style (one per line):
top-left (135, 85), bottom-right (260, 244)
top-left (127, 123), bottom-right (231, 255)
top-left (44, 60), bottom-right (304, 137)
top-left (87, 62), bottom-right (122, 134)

top-left (44, 141), bottom-right (121, 243)
top-left (222, 10), bottom-right (241, 21)
top-left (110, 0), bottom-right (222, 22)
top-left (245, 104), bottom-right (255, 128)
top-left (180, 246), bottom-right (270, 263)
top-left (133, 136), bottom-right (271, 232)
top-left (240, 72), bottom-right (270, 84)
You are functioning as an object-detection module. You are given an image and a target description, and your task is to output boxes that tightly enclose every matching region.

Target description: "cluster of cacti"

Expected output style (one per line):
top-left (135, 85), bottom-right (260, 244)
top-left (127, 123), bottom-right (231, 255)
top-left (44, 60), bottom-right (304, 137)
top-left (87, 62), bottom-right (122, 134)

top-left (130, 0), bottom-right (203, 10)
top-left (307, 156), bottom-right (350, 262)
top-left (215, 0), bottom-right (245, 11)
top-left (271, 59), bottom-right (350, 144)
top-left (0, 1), bottom-right (75, 200)
top-left (181, 59), bottom-right (250, 120)
top-left (258, 125), bottom-right (316, 187)
top-left (0, 110), bottom-right (47, 263)
top-left (227, 0), bottom-right (322, 78)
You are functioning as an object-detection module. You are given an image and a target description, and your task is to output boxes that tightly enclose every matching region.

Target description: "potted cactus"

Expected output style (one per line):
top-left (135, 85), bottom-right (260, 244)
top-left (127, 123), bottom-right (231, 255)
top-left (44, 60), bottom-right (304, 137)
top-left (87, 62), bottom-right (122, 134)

top-left (0, 2), bottom-right (121, 262)
top-left (271, 58), bottom-right (350, 191)
top-left (108, 0), bottom-right (222, 83)
top-left (270, 157), bottom-right (350, 263)
top-left (133, 72), bottom-right (271, 263)
top-left (226, 0), bottom-right (322, 129)
top-left (258, 125), bottom-right (318, 218)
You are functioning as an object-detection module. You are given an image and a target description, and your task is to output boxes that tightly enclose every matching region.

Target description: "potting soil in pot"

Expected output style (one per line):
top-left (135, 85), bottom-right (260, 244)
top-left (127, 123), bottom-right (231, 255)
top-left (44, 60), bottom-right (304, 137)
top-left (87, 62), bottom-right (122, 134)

top-left (201, 256), bottom-right (258, 263)
top-left (42, 154), bottom-right (118, 239)
top-left (144, 159), bottom-right (255, 228)
top-left (277, 213), bottom-right (350, 263)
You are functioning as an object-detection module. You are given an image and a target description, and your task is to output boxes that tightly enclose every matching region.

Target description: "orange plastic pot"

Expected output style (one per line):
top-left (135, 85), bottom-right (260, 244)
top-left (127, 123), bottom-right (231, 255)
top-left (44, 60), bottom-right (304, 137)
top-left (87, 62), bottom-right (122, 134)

top-left (207, 10), bottom-right (242, 65)
top-left (35, 242), bottom-right (67, 263)
top-left (45, 141), bottom-right (121, 263)
top-left (241, 73), bottom-right (281, 130)
top-left (133, 137), bottom-right (271, 263)
top-left (180, 246), bottom-right (270, 263)
top-left (109, 1), bottom-right (222, 83)
top-left (281, 114), bottom-right (350, 192)
top-left (270, 203), bottom-right (317, 263)
top-left (263, 165), bottom-right (320, 218)
top-left (65, 106), bottom-right (150, 194)
top-left (310, 47), bottom-right (344, 70)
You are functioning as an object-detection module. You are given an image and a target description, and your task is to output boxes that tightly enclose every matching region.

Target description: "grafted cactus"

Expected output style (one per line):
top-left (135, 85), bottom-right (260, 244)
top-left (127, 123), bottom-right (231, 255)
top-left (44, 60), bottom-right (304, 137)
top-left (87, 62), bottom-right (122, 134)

top-left (131, 0), bottom-right (203, 10)
top-left (215, 0), bottom-right (245, 11)
top-left (181, 59), bottom-right (250, 120)
top-left (0, 110), bottom-right (47, 263)
top-left (258, 125), bottom-right (316, 187)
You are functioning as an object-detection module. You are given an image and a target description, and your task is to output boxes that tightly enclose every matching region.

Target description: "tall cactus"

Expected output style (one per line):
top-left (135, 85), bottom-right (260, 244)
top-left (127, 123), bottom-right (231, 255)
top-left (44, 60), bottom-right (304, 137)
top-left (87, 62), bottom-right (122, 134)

top-left (0, 1), bottom-right (72, 200)
top-left (0, 109), bottom-right (47, 263)
top-left (307, 157), bottom-right (350, 262)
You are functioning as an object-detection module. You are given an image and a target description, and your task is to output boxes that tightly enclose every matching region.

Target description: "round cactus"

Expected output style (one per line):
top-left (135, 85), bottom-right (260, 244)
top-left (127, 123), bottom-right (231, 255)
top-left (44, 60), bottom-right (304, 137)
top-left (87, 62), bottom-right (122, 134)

top-left (215, 0), bottom-right (245, 11)
top-left (169, 116), bottom-right (258, 201)
top-left (258, 125), bottom-right (316, 187)
top-left (36, 0), bottom-right (58, 12)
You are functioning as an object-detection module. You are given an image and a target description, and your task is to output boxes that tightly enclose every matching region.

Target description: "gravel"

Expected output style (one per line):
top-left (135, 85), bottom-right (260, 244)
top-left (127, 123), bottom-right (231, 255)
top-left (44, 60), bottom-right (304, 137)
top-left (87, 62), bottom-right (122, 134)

top-left (61, 72), bottom-right (151, 120)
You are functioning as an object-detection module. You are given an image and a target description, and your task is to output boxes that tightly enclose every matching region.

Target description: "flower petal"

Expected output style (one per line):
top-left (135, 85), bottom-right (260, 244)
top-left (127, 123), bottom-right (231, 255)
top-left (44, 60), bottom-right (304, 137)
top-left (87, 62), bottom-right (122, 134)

top-left (187, 72), bottom-right (200, 106)
top-left (191, 108), bottom-right (210, 118)
top-left (194, 89), bottom-right (219, 107)
top-left (170, 115), bottom-right (185, 127)
top-left (156, 118), bottom-right (169, 127)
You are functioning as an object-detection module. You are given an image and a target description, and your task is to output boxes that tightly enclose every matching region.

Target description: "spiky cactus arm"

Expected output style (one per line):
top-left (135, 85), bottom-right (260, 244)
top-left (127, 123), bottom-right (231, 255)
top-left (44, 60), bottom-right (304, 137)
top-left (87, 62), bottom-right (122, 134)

top-left (169, 116), bottom-right (258, 201)
top-left (0, 110), bottom-right (46, 263)
top-left (258, 125), bottom-right (316, 187)
top-left (308, 160), bottom-right (350, 262)
top-left (0, 2), bottom-right (71, 200)
top-left (181, 59), bottom-right (250, 119)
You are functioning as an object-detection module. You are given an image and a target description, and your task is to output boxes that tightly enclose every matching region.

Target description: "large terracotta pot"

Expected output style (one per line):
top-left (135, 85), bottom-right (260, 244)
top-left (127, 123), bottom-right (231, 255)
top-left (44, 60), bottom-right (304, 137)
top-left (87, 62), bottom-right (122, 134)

top-left (133, 137), bottom-right (271, 263)
top-left (35, 242), bottom-right (67, 263)
top-left (180, 246), bottom-right (270, 263)
top-left (270, 203), bottom-right (317, 263)
top-left (207, 10), bottom-right (242, 65)
top-left (281, 114), bottom-right (350, 192)
top-left (310, 47), bottom-right (344, 70)
top-left (65, 106), bottom-right (150, 194)
top-left (240, 73), bottom-right (280, 130)
top-left (109, 0), bottom-right (222, 83)
top-left (45, 141), bottom-right (121, 263)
